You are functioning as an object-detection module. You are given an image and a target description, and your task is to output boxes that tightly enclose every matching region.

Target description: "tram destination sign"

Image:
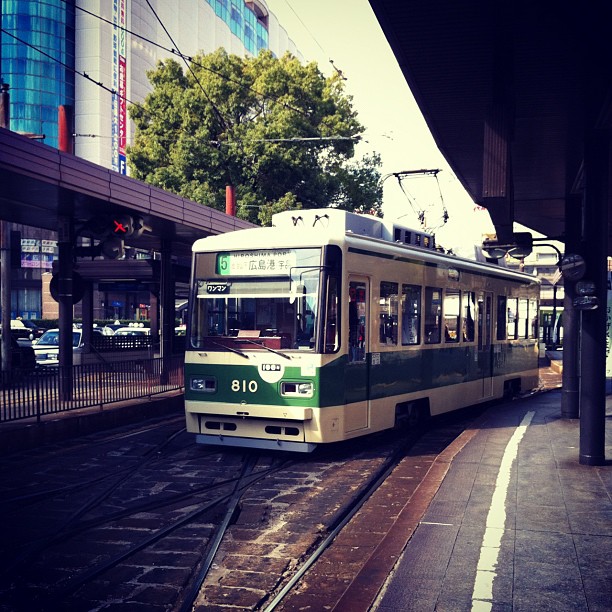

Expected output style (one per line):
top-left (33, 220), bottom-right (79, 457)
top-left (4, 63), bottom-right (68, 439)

top-left (216, 250), bottom-right (297, 276)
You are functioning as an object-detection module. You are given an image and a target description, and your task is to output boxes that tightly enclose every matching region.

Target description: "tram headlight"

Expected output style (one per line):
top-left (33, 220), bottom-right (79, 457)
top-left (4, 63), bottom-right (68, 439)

top-left (190, 376), bottom-right (217, 393)
top-left (281, 381), bottom-right (314, 398)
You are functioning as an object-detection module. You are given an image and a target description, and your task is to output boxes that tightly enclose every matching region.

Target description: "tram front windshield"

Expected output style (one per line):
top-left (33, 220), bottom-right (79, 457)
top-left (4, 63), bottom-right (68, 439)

top-left (190, 248), bottom-right (325, 352)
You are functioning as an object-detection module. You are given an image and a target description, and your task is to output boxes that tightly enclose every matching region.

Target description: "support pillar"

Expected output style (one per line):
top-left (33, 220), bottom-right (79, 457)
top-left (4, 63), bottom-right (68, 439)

top-left (58, 215), bottom-right (74, 400)
top-left (579, 129), bottom-right (608, 465)
top-left (1, 221), bottom-right (11, 373)
top-left (561, 195), bottom-right (581, 418)
top-left (0, 84), bottom-right (11, 373)
top-left (81, 281), bottom-right (94, 352)
top-left (160, 240), bottom-right (175, 384)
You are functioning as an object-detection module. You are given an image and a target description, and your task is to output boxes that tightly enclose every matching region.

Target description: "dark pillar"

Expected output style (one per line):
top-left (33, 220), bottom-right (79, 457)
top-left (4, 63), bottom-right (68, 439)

top-left (58, 215), bottom-right (74, 400)
top-left (149, 290), bottom-right (159, 347)
top-left (1, 221), bottom-right (11, 373)
top-left (81, 281), bottom-right (94, 352)
top-left (0, 84), bottom-right (11, 373)
top-left (561, 195), bottom-right (581, 418)
top-left (160, 240), bottom-right (175, 383)
top-left (579, 129), bottom-right (608, 465)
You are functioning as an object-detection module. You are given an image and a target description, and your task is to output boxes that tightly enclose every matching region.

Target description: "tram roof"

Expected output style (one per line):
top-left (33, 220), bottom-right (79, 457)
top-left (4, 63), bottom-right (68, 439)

top-left (192, 213), bottom-right (540, 286)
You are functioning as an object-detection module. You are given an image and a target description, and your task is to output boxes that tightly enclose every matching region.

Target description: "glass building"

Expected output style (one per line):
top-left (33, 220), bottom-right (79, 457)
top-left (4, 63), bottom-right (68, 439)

top-left (1, 0), bottom-right (75, 147)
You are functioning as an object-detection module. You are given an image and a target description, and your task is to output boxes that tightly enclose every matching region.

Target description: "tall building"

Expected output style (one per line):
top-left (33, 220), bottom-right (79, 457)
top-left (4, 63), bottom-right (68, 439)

top-left (0, 0), bottom-right (301, 319)
top-left (2, 0), bottom-right (301, 168)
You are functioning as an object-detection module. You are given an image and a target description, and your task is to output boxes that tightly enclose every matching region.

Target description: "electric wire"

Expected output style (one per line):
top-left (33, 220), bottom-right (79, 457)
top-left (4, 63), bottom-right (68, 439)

top-left (143, 0), bottom-right (228, 131)
top-left (64, 0), bottom-right (309, 118)
top-left (1, 25), bottom-right (348, 148)
top-left (0, 28), bottom-right (143, 113)
top-left (3, 4), bottom-right (363, 154)
top-left (393, 170), bottom-right (449, 231)
top-left (276, 0), bottom-right (347, 80)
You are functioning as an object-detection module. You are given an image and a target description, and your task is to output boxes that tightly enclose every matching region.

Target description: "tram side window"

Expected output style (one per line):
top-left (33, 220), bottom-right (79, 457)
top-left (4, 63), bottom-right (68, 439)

top-left (425, 287), bottom-right (442, 344)
top-left (402, 284), bottom-right (421, 345)
top-left (324, 276), bottom-right (340, 353)
top-left (462, 291), bottom-right (476, 342)
top-left (379, 281), bottom-right (398, 345)
top-left (507, 298), bottom-right (519, 339)
top-left (518, 299), bottom-right (529, 339)
top-left (497, 296), bottom-right (507, 340)
top-left (443, 289), bottom-right (460, 342)
top-left (529, 299), bottom-right (539, 339)
top-left (348, 282), bottom-right (367, 362)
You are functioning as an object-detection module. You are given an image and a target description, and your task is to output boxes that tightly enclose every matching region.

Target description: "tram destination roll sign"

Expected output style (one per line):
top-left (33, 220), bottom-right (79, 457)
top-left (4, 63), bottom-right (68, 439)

top-left (216, 250), bottom-right (297, 276)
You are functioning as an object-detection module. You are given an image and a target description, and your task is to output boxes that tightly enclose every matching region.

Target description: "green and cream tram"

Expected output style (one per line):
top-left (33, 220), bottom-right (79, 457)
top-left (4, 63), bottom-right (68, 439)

top-left (185, 209), bottom-right (540, 452)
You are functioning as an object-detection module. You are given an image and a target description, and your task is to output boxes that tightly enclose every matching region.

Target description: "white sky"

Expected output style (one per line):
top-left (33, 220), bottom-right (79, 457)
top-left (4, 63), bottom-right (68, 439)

top-left (265, 0), bottom-right (495, 255)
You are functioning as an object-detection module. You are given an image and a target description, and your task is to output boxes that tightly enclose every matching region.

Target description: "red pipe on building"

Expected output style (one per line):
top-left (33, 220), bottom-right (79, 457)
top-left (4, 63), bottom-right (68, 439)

top-left (225, 184), bottom-right (236, 216)
top-left (58, 105), bottom-right (74, 154)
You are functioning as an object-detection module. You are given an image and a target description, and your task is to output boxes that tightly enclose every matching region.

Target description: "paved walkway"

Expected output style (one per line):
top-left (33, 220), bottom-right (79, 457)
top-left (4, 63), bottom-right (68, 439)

top-left (372, 389), bottom-right (612, 611)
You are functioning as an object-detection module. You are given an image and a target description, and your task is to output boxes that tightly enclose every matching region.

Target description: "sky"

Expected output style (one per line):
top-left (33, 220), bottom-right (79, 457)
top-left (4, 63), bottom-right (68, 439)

top-left (265, 0), bottom-right (495, 255)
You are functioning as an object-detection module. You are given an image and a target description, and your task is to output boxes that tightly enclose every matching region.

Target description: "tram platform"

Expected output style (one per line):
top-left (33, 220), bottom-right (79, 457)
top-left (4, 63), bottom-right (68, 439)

top-left (332, 387), bottom-right (612, 612)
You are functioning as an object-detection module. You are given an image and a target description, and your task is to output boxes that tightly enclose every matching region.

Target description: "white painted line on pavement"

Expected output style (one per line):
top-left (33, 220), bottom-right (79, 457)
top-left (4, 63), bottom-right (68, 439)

top-left (470, 410), bottom-right (535, 611)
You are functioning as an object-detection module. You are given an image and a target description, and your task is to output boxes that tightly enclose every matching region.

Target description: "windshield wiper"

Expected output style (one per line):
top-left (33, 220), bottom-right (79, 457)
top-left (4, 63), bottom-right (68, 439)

top-left (238, 338), bottom-right (291, 360)
top-left (208, 340), bottom-right (249, 359)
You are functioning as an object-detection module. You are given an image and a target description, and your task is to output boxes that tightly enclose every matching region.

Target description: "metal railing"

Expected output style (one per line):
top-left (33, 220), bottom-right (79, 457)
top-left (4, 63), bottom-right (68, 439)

top-left (0, 356), bottom-right (184, 423)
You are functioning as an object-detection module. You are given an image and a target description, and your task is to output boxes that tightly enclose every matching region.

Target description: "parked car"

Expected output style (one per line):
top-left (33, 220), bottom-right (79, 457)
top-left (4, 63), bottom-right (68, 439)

top-left (113, 327), bottom-right (151, 336)
top-left (20, 320), bottom-right (46, 341)
top-left (0, 336), bottom-right (36, 373)
top-left (7, 319), bottom-right (32, 341)
top-left (101, 324), bottom-right (124, 336)
top-left (33, 328), bottom-right (84, 367)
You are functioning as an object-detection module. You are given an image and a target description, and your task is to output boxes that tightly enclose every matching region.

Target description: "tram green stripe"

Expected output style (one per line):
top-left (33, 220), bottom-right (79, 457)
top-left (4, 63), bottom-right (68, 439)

top-left (185, 342), bottom-right (537, 408)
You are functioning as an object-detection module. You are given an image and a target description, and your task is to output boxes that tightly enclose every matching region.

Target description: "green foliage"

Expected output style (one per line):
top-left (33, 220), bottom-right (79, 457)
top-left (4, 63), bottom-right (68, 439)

top-left (127, 49), bottom-right (382, 224)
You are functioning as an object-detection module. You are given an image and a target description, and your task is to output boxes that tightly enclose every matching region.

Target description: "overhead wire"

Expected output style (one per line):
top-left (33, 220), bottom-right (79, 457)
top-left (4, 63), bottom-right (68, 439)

top-left (391, 169), bottom-right (449, 231)
top-left (275, 0), bottom-right (347, 80)
top-left (143, 0), bottom-right (228, 131)
top-left (0, 27), bottom-right (143, 113)
top-left (4, 3), bottom-right (360, 148)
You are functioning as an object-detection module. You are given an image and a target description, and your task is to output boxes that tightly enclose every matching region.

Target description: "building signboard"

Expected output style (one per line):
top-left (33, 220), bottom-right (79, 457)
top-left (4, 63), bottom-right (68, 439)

top-left (112, 0), bottom-right (128, 174)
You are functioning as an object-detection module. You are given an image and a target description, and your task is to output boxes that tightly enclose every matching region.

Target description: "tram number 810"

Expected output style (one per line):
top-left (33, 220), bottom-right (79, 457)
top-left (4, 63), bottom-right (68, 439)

top-left (231, 379), bottom-right (258, 393)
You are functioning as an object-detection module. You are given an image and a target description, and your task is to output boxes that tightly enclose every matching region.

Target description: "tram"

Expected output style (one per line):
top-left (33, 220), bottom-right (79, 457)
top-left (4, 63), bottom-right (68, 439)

top-left (184, 208), bottom-right (540, 452)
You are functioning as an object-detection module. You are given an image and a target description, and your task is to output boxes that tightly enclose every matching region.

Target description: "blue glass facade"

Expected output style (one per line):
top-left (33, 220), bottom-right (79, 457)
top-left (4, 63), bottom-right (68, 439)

top-left (1, 0), bottom-right (75, 148)
top-left (207, 0), bottom-right (269, 55)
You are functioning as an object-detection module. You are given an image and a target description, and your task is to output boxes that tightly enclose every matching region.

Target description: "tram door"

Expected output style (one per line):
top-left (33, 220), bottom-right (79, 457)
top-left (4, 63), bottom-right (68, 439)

top-left (346, 277), bottom-right (370, 432)
top-left (477, 291), bottom-right (494, 398)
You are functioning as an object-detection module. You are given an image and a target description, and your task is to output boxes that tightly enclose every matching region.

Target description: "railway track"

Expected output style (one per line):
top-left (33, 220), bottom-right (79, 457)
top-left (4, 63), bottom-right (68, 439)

top-left (0, 401), bottom-right (492, 611)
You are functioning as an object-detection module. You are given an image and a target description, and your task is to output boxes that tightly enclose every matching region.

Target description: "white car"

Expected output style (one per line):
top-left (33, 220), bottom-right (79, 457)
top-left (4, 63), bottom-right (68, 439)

top-left (113, 327), bottom-right (151, 336)
top-left (33, 328), bottom-right (84, 367)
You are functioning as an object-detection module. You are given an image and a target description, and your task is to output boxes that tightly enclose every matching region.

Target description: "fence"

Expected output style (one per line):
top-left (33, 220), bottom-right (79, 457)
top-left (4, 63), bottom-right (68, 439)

top-left (0, 356), bottom-right (184, 423)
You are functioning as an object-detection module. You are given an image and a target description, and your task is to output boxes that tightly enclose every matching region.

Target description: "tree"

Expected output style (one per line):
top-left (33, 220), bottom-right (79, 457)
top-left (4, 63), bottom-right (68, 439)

top-left (127, 49), bottom-right (382, 224)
